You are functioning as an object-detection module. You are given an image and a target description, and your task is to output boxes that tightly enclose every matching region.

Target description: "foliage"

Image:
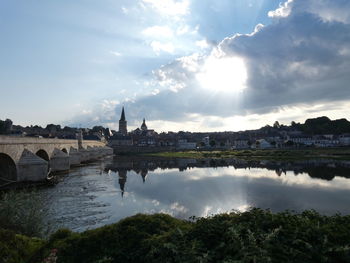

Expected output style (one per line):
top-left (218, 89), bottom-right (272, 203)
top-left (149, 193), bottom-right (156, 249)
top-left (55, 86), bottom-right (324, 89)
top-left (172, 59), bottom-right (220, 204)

top-left (0, 190), bottom-right (50, 238)
top-left (0, 228), bottom-right (44, 263)
top-left (0, 120), bottom-right (5, 134)
top-left (3, 209), bottom-right (345, 263)
top-left (294, 116), bottom-right (350, 135)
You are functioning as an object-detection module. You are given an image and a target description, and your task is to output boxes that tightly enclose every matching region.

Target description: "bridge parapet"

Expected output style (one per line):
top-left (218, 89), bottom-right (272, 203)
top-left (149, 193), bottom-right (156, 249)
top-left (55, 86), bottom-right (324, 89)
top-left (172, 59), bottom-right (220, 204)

top-left (0, 136), bottom-right (112, 185)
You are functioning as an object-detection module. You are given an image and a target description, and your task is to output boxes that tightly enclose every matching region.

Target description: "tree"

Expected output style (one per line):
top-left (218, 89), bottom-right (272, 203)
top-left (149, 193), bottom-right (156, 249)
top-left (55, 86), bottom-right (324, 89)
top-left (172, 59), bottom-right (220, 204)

top-left (0, 120), bottom-right (5, 134)
top-left (209, 140), bottom-right (216, 147)
top-left (273, 121), bottom-right (280, 129)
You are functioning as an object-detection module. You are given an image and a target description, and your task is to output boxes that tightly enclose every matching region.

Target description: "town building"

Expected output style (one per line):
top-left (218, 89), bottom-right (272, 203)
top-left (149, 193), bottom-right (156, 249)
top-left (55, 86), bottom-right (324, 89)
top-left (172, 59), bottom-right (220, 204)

top-left (108, 107), bottom-right (133, 147)
top-left (118, 107), bottom-right (127, 135)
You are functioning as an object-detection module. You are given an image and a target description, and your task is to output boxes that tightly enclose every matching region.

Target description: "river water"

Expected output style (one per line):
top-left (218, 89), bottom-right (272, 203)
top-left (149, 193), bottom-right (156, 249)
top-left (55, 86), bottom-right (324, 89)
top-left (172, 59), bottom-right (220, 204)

top-left (31, 156), bottom-right (350, 232)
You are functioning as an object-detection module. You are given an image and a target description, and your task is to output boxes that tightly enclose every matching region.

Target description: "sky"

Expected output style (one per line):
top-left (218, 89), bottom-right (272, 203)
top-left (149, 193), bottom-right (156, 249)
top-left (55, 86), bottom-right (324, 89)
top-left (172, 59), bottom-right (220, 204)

top-left (0, 0), bottom-right (349, 132)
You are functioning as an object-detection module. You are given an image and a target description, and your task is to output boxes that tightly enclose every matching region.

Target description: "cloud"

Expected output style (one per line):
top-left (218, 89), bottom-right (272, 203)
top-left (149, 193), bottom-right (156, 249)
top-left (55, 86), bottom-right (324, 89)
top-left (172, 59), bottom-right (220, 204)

top-left (176, 25), bottom-right (189, 35)
top-left (150, 41), bottom-right (175, 54)
top-left (292, 0), bottom-right (350, 24)
top-left (268, 0), bottom-right (293, 18)
top-left (68, 0), bottom-right (350, 131)
top-left (142, 0), bottom-right (190, 17)
top-left (195, 39), bottom-right (210, 49)
top-left (121, 6), bottom-right (129, 14)
top-left (142, 25), bottom-right (174, 38)
top-left (129, 0), bottom-right (350, 122)
top-left (110, 51), bottom-right (122, 57)
top-left (66, 100), bottom-right (120, 130)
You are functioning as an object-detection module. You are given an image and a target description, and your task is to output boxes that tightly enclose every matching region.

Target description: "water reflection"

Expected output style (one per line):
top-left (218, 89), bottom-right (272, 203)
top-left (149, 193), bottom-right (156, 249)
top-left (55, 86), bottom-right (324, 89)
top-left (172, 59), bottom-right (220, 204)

top-left (32, 156), bottom-right (350, 232)
top-left (106, 156), bottom-right (350, 187)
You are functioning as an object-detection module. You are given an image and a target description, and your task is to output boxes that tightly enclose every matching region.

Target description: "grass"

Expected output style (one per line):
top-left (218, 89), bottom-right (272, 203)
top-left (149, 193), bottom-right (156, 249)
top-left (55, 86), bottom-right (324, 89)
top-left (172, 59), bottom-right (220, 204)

top-left (144, 147), bottom-right (350, 161)
top-left (4, 209), bottom-right (350, 263)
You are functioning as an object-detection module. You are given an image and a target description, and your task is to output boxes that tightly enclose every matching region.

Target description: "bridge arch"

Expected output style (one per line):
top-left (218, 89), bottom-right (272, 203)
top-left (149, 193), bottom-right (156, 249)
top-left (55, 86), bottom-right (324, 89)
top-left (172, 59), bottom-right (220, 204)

top-left (61, 148), bottom-right (68, 154)
top-left (0, 153), bottom-right (17, 184)
top-left (36, 149), bottom-right (50, 162)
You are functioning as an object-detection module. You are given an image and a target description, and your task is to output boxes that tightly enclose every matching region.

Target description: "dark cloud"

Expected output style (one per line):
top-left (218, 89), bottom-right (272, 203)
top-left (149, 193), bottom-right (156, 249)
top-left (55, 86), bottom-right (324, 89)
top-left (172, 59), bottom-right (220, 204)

top-left (222, 12), bottom-right (350, 110)
top-left (126, 0), bottom-right (350, 121)
top-left (67, 0), bottom-right (350, 130)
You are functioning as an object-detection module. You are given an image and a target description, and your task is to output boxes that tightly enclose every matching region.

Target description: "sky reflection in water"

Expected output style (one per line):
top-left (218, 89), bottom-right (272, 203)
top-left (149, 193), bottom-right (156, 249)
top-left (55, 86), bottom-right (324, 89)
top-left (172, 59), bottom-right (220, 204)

top-left (40, 158), bottom-right (350, 232)
top-left (103, 166), bottom-right (350, 223)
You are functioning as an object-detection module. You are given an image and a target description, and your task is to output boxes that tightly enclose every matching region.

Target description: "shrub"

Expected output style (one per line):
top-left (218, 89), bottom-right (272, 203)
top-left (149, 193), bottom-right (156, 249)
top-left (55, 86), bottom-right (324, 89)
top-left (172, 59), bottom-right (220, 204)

top-left (5, 210), bottom-right (350, 262)
top-left (0, 228), bottom-right (44, 263)
top-left (0, 190), bottom-right (49, 237)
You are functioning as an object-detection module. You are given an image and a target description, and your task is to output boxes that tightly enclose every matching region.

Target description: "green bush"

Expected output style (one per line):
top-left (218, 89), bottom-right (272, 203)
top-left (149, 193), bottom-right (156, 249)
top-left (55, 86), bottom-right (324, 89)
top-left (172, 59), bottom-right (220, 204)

top-left (36, 210), bottom-right (350, 262)
top-left (0, 190), bottom-right (49, 237)
top-left (0, 228), bottom-right (44, 263)
top-left (4, 209), bottom-right (350, 262)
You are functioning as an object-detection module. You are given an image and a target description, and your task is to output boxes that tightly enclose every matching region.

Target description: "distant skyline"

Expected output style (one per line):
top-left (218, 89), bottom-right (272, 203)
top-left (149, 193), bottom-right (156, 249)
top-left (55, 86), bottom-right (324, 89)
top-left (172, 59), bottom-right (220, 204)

top-left (1, 0), bottom-right (349, 132)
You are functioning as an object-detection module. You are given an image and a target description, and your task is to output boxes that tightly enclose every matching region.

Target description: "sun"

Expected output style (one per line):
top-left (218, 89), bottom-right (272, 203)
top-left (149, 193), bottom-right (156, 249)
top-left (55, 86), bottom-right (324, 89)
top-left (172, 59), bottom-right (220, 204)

top-left (196, 56), bottom-right (248, 93)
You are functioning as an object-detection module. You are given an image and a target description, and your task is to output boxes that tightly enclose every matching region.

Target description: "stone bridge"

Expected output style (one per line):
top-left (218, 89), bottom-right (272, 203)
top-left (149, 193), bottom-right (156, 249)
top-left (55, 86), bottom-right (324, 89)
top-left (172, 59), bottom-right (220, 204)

top-left (0, 135), bottom-right (113, 185)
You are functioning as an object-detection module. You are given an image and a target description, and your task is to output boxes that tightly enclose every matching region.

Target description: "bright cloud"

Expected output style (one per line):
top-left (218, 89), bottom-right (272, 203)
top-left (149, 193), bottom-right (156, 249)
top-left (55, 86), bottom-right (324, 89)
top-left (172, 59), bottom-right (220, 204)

top-left (150, 41), bottom-right (175, 54)
top-left (142, 0), bottom-right (190, 17)
top-left (196, 54), bottom-right (248, 93)
top-left (117, 0), bottom-right (350, 131)
top-left (142, 25), bottom-right (174, 38)
top-left (195, 39), bottom-right (209, 49)
top-left (268, 0), bottom-right (293, 18)
top-left (65, 0), bottom-right (350, 132)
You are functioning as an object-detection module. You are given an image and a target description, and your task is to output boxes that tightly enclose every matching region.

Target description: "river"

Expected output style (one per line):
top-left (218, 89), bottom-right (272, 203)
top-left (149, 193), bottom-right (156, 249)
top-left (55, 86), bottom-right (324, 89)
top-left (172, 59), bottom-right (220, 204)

top-left (28, 156), bottom-right (350, 232)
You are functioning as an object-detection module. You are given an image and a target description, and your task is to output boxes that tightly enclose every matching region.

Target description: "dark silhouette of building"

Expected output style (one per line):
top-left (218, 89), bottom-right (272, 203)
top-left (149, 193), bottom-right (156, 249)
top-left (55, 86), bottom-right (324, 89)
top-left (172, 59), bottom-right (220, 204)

top-left (141, 118), bottom-right (147, 131)
top-left (119, 107), bottom-right (127, 135)
top-left (141, 169), bottom-right (148, 183)
top-left (118, 170), bottom-right (127, 197)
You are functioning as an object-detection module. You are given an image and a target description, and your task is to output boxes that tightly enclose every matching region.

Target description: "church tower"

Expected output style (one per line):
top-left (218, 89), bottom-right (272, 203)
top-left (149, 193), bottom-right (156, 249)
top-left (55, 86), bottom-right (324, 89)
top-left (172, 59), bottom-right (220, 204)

top-left (119, 107), bottom-right (127, 135)
top-left (141, 118), bottom-right (147, 131)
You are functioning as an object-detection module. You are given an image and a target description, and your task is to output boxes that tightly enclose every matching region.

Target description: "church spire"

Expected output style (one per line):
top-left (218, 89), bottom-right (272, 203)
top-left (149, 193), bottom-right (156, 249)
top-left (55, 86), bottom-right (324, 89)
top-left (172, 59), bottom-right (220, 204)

top-left (118, 107), bottom-right (127, 135)
top-left (120, 106), bottom-right (126, 121)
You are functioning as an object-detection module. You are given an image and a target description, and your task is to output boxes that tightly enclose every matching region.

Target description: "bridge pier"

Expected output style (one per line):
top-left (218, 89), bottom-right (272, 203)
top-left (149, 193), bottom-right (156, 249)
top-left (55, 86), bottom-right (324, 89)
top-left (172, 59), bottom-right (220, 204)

top-left (50, 148), bottom-right (70, 173)
top-left (69, 147), bottom-right (81, 166)
top-left (17, 149), bottom-right (48, 182)
top-left (0, 135), bottom-right (114, 185)
top-left (79, 148), bottom-right (90, 163)
top-left (102, 146), bottom-right (114, 156)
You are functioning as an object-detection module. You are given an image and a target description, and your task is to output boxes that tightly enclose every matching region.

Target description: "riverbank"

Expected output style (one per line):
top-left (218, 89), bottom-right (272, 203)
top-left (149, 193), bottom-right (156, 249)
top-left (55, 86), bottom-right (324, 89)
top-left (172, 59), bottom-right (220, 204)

top-left (144, 147), bottom-right (350, 160)
top-left (3, 209), bottom-right (350, 263)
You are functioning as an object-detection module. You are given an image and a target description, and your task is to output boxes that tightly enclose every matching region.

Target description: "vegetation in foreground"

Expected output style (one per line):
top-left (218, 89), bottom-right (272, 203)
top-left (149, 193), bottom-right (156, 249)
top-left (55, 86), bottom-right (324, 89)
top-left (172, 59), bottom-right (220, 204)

top-left (0, 190), bottom-right (50, 238)
top-left (2, 209), bottom-right (350, 263)
top-left (145, 147), bottom-right (350, 160)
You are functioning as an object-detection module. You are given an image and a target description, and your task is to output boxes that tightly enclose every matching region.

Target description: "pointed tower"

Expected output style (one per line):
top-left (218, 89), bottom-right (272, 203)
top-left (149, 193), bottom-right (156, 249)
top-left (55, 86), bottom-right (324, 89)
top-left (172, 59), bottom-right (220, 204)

top-left (119, 107), bottom-right (127, 135)
top-left (140, 169), bottom-right (148, 183)
top-left (141, 118), bottom-right (147, 131)
top-left (118, 170), bottom-right (127, 198)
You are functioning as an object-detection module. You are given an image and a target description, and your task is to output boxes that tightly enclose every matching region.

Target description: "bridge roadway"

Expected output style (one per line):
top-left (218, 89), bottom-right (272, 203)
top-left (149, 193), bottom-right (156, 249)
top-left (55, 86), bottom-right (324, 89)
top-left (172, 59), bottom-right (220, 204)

top-left (0, 135), bottom-right (113, 185)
